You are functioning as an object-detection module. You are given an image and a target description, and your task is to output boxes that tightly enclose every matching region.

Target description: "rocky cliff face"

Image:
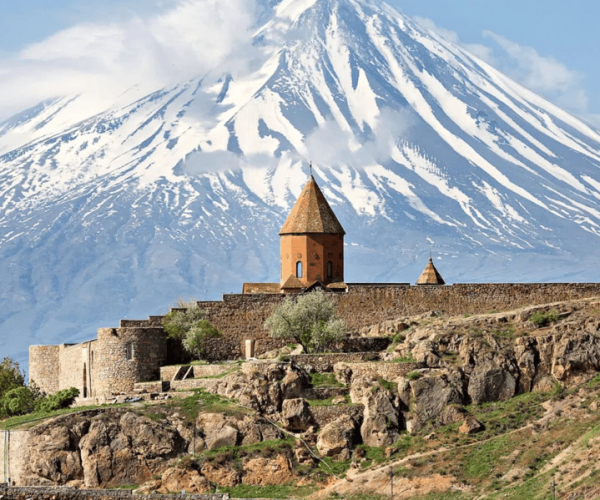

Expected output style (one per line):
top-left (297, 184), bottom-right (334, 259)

top-left (10, 297), bottom-right (600, 498)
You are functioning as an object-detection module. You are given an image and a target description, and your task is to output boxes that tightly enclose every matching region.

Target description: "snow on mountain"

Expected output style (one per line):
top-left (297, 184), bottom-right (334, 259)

top-left (2, 0), bottom-right (600, 366)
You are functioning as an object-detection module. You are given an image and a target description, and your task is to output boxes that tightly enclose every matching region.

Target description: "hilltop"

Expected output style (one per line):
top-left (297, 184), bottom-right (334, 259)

top-left (3, 295), bottom-right (600, 499)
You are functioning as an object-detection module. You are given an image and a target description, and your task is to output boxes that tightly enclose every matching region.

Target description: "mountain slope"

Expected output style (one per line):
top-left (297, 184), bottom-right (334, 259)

top-left (1, 0), bottom-right (600, 364)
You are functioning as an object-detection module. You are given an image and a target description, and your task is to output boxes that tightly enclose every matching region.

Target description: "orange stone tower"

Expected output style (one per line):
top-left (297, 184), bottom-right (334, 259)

top-left (279, 175), bottom-right (346, 293)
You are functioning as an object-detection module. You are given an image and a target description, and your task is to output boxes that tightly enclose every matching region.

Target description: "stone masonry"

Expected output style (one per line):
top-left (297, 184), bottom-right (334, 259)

top-left (29, 282), bottom-right (600, 398)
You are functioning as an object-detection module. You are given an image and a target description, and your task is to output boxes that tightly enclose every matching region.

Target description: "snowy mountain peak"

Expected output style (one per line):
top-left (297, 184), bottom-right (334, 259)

top-left (2, 0), bottom-right (600, 364)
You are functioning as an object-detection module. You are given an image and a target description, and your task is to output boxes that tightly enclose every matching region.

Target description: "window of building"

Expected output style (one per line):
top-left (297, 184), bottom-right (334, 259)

top-left (327, 261), bottom-right (333, 280)
top-left (296, 261), bottom-right (303, 278)
top-left (126, 343), bottom-right (134, 361)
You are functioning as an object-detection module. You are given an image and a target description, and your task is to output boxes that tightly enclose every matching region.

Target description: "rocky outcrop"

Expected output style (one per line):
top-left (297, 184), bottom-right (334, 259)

top-left (281, 398), bottom-right (314, 432)
top-left (316, 415), bottom-right (359, 457)
top-left (242, 455), bottom-right (294, 485)
top-left (350, 375), bottom-right (402, 446)
top-left (23, 411), bottom-right (186, 489)
top-left (158, 468), bottom-right (211, 494)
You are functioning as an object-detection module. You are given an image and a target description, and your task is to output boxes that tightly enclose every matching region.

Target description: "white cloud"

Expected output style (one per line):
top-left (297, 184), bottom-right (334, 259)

top-left (0, 0), bottom-right (263, 121)
top-left (413, 17), bottom-right (494, 64)
top-left (482, 31), bottom-right (588, 114)
top-left (413, 17), bottom-right (591, 117)
top-left (304, 107), bottom-right (416, 168)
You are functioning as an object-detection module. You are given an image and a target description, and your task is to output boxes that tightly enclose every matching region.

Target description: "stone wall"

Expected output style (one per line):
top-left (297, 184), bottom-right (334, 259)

top-left (334, 337), bottom-right (391, 353)
top-left (95, 328), bottom-right (167, 396)
top-left (290, 353), bottom-right (382, 372)
top-left (160, 364), bottom-right (235, 381)
top-left (0, 486), bottom-right (229, 500)
top-left (309, 404), bottom-right (364, 428)
top-left (57, 341), bottom-right (98, 399)
top-left (196, 283), bottom-right (600, 362)
top-left (28, 346), bottom-right (60, 394)
top-left (3, 430), bottom-right (29, 486)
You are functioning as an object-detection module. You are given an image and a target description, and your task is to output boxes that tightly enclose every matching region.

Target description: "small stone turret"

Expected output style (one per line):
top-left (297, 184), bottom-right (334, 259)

top-left (416, 257), bottom-right (446, 285)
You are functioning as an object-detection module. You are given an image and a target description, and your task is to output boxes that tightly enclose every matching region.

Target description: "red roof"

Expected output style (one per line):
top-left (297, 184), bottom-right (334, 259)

top-left (280, 176), bottom-right (345, 235)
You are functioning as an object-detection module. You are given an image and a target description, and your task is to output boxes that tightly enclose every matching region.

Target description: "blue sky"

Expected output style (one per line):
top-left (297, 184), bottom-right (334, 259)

top-left (0, 0), bottom-right (598, 125)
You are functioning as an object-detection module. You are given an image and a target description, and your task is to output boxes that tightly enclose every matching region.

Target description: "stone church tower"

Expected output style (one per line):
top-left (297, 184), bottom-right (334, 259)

top-left (279, 175), bottom-right (346, 293)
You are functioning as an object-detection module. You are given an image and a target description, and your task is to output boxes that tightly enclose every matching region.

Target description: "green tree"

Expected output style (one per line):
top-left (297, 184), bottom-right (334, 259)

top-left (264, 290), bottom-right (346, 353)
top-left (163, 300), bottom-right (221, 359)
top-left (0, 357), bottom-right (25, 398)
top-left (182, 320), bottom-right (222, 358)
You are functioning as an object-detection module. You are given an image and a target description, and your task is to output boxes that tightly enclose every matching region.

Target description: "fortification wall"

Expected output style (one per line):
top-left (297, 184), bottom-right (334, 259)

top-left (336, 283), bottom-right (600, 327)
top-left (196, 283), bottom-right (600, 361)
top-left (95, 328), bottom-right (167, 396)
top-left (28, 346), bottom-right (60, 394)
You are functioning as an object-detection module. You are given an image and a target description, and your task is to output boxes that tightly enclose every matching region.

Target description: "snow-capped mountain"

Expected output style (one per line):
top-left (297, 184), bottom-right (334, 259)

top-left (2, 0), bottom-right (600, 366)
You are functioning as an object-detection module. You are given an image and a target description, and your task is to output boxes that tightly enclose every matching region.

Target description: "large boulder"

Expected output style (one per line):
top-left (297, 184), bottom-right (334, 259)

top-left (158, 468), bottom-right (212, 494)
top-left (280, 367), bottom-right (310, 400)
top-left (242, 455), bottom-right (294, 486)
top-left (316, 415), bottom-right (358, 457)
top-left (281, 398), bottom-right (313, 432)
top-left (77, 412), bottom-right (184, 489)
top-left (468, 364), bottom-right (516, 405)
top-left (201, 462), bottom-right (241, 487)
top-left (197, 413), bottom-right (239, 450)
top-left (404, 370), bottom-right (465, 425)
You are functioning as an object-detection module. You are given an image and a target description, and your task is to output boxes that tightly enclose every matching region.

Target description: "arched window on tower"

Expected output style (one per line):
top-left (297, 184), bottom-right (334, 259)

top-left (327, 261), bottom-right (333, 280)
top-left (296, 261), bottom-right (303, 278)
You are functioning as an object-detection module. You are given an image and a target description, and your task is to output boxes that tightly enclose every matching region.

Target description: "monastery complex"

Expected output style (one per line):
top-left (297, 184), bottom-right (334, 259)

top-left (29, 176), bottom-right (600, 401)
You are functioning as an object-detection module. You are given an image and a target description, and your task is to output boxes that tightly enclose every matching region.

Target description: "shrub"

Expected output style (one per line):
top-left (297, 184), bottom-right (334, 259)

top-left (529, 309), bottom-right (560, 328)
top-left (264, 290), bottom-right (346, 353)
top-left (1, 386), bottom-right (36, 417)
top-left (36, 387), bottom-right (80, 413)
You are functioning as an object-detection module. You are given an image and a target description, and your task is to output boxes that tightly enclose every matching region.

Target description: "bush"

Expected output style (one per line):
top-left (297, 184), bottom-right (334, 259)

top-left (529, 309), bottom-right (560, 328)
top-left (36, 387), bottom-right (80, 413)
top-left (264, 290), bottom-right (346, 353)
top-left (1, 386), bottom-right (36, 417)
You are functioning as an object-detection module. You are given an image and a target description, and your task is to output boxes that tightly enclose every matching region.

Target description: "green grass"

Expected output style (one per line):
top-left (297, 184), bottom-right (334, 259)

top-left (406, 371), bottom-right (421, 380)
top-left (310, 372), bottom-right (345, 388)
top-left (529, 309), bottom-right (560, 328)
top-left (218, 482), bottom-right (318, 498)
top-left (200, 365), bottom-right (241, 379)
top-left (0, 403), bottom-right (132, 430)
top-left (391, 356), bottom-right (417, 363)
top-left (463, 435), bottom-right (510, 479)
top-left (167, 388), bottom-right (247, 422)
top-left (318, 457), bottom-right (352, 476)
top-left (378, 378), bottom-right (396, 392)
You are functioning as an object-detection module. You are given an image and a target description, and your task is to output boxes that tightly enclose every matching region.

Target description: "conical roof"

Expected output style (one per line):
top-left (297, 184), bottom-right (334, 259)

top-left (416, 257), bottom-right (446, 285)
top-left (280, 176), bottom-right (345, 235)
